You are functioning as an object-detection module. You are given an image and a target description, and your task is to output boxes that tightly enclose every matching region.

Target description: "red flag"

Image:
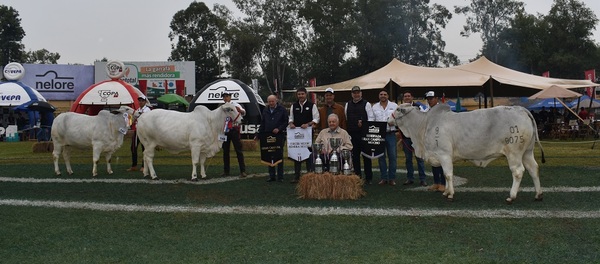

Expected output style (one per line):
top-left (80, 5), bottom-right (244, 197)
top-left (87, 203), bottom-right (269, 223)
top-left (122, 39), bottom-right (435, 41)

top-left (542, 71), bottom-right (550, 77)
top-left (585, 69), bottom-right (595, 97)
top-left (441, 93), bottom-right (445, 103)
top-left (309, 78), bottom-right (316, 87)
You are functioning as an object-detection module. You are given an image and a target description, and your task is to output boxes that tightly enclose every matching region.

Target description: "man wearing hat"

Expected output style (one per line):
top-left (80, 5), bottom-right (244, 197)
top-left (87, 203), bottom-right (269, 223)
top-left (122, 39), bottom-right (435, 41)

top-left (318, 87), bottom-right (346, 132)
top-left (221, 91), bottom-right (247, 178)
top-left (127, 95), bottom-right (151, 172)
top-left (424, 91), bottom-right (446, 192)
top-left (345, 85), bottom-right (375, 184)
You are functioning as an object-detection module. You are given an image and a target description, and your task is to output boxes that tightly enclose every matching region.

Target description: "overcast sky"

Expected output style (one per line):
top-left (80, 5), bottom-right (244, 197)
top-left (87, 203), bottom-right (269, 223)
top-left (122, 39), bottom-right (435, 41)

top-left (4, 0), bottom-right (600, 65)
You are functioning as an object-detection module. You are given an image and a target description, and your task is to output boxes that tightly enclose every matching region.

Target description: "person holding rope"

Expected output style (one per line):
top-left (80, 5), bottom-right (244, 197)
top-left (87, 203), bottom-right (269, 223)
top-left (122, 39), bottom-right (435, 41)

top-left (400, 91), bottom-right (427, 187)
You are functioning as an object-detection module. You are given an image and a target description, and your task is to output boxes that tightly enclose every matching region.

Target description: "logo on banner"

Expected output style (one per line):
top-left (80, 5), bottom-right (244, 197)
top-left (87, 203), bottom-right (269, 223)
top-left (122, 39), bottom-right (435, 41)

top-left (98, 90), bottom-right (119, 102)
top-left (368, 125), bottom-right (380, 134)
top-left (294, 131), bottom-right (305, 139)
top-left (106, 61), bottom-right (125, 79)
top-left (3, 62), bottom-right (25, 81)
top-left (35, 70), bottom-right (75, 92)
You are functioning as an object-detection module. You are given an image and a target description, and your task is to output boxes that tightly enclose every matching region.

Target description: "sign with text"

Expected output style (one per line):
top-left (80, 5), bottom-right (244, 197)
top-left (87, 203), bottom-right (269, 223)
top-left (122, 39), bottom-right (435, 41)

top-left (260, 133), bottom-right (284, 166)
top-left (287, 127), bottom-right (313, 161)
top-left (361, 121), bottom-right (386, 159)
top-left (20, 64), bottom-right (94, 100)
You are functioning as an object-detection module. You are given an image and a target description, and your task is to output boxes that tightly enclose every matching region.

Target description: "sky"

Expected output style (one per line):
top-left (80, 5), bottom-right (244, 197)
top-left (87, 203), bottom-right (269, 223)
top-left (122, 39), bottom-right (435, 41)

top-left (4, 0), bottom-right (600, 65)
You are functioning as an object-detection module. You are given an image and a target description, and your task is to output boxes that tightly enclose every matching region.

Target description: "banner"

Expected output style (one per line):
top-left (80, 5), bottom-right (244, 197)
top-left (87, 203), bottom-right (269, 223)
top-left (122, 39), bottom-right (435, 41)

top-left (20, 64), bottom-right (94, 101)
top-left (584, 69), bottom-right (596, 98)
top-left (260, 133), bottom-right (284, 166)
top-left (287, 127), bottom-right (312, 161)
top-left (361, 121), bottom-right (387, 159)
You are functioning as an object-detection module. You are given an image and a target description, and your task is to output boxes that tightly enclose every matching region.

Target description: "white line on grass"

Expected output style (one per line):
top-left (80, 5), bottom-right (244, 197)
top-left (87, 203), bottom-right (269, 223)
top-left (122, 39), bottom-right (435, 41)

top-left (1, 198), bottom-right (599, 219)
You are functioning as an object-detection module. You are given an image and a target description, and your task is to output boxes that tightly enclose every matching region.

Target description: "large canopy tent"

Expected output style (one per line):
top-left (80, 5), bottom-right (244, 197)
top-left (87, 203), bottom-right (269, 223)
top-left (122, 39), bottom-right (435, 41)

top-left (307, 57), bottom-right (597, 106)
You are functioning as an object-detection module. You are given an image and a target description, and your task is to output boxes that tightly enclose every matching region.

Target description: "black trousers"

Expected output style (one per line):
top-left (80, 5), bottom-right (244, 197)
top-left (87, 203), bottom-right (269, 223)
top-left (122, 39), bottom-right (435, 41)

top-left (130, 131), bottom-right (144, 167)
top-left (349, 131), bottom-right (372, 181)
top-left (222, 127), bottom-right (246, 174)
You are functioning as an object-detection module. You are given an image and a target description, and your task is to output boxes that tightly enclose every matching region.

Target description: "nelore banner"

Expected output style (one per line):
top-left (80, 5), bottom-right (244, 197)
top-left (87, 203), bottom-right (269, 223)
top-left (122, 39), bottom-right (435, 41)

top-left (94, 61), bottom-right (195, 97)
top-left (20, 64), bottom-right (94, 101)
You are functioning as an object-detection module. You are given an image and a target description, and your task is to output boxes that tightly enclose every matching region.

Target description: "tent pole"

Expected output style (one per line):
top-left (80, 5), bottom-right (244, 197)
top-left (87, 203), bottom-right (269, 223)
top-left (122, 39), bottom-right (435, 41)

top-left (489, 78), bottom-right (494, 107)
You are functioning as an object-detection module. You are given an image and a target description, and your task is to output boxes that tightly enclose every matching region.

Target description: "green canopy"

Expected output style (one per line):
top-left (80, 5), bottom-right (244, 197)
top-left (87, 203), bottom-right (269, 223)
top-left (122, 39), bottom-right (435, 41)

top-left (157, 94), bottom-right (189, 106)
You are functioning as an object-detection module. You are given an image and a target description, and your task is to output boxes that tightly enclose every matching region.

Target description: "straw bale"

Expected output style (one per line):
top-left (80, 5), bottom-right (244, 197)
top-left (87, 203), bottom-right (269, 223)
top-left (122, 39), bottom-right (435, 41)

top-left (32, 141), bottom-right (54, 153)
top-left (297, 172), bottom-right (365, 200)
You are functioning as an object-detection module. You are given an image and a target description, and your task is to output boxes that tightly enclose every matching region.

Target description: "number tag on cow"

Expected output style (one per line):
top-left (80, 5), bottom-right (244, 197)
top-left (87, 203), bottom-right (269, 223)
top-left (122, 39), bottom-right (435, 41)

top-left (118, 127), bottom-right (127, 135)
top-left (218, 133), bottom-right (227, 142)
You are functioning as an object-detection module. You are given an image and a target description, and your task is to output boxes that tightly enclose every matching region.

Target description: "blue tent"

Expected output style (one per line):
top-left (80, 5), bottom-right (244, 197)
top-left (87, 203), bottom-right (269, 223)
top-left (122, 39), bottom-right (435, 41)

top-left (445, 100), bottom-right (467, 112)
top-left (567, 95), bottom-right (600, 109)
top-left (527, 98), bottom-right (565, 111)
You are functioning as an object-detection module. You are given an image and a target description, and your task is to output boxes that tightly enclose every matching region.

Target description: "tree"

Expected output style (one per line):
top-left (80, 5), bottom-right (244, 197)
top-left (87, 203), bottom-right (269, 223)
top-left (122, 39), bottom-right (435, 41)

top-left (23, 48), bottom-right (60, 64)
top-left (168, 2), bottom-right (227, 91)
top-left (455, 0), bottom-right (524, 63)
top-left (0, 5), bottom-right (25, 66)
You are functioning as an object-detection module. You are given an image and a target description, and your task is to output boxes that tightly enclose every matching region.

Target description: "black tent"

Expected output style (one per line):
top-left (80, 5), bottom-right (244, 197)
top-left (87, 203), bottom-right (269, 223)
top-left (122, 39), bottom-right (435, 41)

top-left (189, 79), bottom-right (265, 139)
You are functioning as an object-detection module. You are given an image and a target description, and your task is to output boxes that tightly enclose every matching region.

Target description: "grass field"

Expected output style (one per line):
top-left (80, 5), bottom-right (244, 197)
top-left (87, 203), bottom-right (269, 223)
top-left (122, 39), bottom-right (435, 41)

top-left (1, 138), bottom-right (599, 263)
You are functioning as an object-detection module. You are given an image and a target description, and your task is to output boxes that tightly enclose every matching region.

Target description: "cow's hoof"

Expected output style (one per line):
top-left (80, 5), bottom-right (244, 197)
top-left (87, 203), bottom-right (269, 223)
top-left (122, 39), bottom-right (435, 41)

top-left (108, 171), bottom-right (114, 175)
top-left (152, 177), bottom-right (160, 181)
top-left (534, 194), bottom-right (543, 201)
top-left (189, 178), bottom-right (198, 182)
top-left (446, 197), bottom-right (454, 202)
top-left (143, 175), bottom-right (152, 180)
top-left (505, 198), bottom-right (514, 205)
top-left (55, 173), bottom-right (61, 177)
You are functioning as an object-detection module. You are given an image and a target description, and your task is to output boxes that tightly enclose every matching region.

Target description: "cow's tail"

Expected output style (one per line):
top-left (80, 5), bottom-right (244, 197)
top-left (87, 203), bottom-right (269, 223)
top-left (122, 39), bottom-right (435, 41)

top-left (525, 108), bottom-right (546, 163)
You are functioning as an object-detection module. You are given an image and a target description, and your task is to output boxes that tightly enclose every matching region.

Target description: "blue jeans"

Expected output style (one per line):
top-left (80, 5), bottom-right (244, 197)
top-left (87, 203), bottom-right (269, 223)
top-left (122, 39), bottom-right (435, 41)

top-left (378, 133), bottom-right (397, 180)
top-left (402, 137), bottom-right (426, 182)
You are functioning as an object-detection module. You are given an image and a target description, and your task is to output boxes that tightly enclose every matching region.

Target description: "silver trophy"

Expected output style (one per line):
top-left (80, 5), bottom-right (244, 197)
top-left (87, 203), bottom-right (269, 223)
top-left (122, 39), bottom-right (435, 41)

top-left (329, 138), bottom-right (342, 174)
top-left (313, 143), bottom-right (324, 174)
top-left (341, 149), bottom-right (352, 175)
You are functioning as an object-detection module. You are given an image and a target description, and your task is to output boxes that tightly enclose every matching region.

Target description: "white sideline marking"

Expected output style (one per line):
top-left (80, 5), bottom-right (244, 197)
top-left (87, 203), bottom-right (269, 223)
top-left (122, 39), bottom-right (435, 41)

top-left (1, 198), bottom-right (599, 219)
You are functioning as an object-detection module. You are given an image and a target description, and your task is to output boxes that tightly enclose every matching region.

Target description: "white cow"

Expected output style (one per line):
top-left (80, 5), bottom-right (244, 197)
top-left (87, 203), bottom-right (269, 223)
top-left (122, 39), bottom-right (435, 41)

top-left (389, 103), bottom-right (545, 203)
top-left (51, 106), bottom-right (134, 177)
top-left (136, 103), bottom-right (241, 181)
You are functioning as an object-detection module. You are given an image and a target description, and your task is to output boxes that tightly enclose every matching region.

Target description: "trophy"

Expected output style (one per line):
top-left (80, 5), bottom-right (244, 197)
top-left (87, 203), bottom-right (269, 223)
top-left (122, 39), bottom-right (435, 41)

top-left (341, 149), bottom-right (352, 175)
top-left (329, 138), bottom-right (342, 174)
top-left (312, 143), bottom-right (324, 174)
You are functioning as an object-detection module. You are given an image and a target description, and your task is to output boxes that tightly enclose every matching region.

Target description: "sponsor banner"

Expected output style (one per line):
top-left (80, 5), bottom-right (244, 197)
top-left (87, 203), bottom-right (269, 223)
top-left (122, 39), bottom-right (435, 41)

top-left (361, 121), bottom-right (387, 159)
top-left (194, 79), bottom-right (253, 104)
top-left (260, 133), bottom-right (284, 166)
top-left (287, 127), bottom-right (312, 161)
top-left (94, 61), bottom-right (195, 97)
top-left (20, 64), bottom-right (94, 101)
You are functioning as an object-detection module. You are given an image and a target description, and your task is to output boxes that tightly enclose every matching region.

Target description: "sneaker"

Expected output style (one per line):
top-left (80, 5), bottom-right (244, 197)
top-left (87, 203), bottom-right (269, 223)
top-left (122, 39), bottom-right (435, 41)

top-left (420, 181), bottom-right (428, 187)
top-left (126, 167), bottom-right (138, 172)
top-left (240, 172), bottom-right (247, 178)
top-left (378, 180), bottom-right (388, 185)
top-left (403, 180), bottom-right (414, 185)
top-left (388, 180), bottom-right (396, 186)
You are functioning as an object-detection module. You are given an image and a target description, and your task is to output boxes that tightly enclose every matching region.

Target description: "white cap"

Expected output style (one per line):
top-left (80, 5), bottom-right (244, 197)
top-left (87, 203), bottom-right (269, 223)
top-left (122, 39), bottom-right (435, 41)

top-left (325, 87), bottom-right (334, 94)
top-left (138, 95), bottom-right (147, 100)
top-left (425, 91), bottom-right (435, 97)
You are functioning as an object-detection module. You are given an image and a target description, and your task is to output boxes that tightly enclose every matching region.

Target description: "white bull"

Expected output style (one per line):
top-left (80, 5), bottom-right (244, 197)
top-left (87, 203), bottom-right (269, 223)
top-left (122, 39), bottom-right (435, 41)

top-left (389, 103), bottom-right (545, 203)
top-left (51, 106), bottom-right (134, 177)
top-left (136, 103), bottom-right (241, 180)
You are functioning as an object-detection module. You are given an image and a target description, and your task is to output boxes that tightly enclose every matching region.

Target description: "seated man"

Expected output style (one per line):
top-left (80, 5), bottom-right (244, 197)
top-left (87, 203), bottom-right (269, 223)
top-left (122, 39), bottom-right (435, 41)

top-left (314, 114), bottom-right (353, 172)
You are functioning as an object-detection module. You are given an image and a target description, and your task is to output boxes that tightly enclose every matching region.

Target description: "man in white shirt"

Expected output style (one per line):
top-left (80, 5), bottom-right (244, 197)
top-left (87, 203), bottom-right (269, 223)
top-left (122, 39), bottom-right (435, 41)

top-left (288, 87), bottom-right (319, 183)
top-left (222, 91), bottom-right (247, 178)
top-left (372, 89), bottom-right (399, 185)
top-left (127, 96), bottom-right (151, 172)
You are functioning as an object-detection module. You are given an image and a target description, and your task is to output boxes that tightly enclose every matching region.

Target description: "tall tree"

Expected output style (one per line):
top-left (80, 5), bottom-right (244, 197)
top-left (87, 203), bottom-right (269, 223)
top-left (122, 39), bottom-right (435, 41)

top-left (0, 5), bottom-right (25, 66)
top-left (455, 0), bottom-right (524, 63)
top-left (23, 48), bottom-right (61, 64)
top-left (169, 2), bottom-right (227, 91)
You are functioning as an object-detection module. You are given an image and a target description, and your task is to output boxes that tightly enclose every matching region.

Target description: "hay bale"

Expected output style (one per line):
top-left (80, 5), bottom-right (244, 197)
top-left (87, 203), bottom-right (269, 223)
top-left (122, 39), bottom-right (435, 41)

top-left (241, 140), bottom-right (257, 151)
top-left (296, 172), bottom-right (365, 200)
top-left (32, 141), bottom-right (54, 153)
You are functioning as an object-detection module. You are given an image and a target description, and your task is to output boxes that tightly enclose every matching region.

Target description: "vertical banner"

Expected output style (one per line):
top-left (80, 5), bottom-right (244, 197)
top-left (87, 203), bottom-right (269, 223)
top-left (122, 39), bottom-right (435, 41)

top-left (287, 127), bottom-right (312, 161)
top-left (175, 80), bottom-right (185, 96)
top-left (138, 79), bottom-right (147, 95)
top-left (584, 69), bottom-right (596, 98)
top-left (252, 79), bottom-right (259, 93)
top-left (260, 133), bottom-right (284, 166)
top-left (542, 71), bottom-right (550, 78)
top-left (361, 121), bottom-right (387, 159)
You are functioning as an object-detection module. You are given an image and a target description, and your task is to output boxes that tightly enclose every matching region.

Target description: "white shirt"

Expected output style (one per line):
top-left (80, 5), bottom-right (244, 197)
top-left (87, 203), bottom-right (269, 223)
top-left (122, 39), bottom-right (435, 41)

top-left (288, 99), bottom-right (319, 125)
top-left (372, 101), bottom-right (398, 132)
top-left (228, 101), bottom-right (246, 116)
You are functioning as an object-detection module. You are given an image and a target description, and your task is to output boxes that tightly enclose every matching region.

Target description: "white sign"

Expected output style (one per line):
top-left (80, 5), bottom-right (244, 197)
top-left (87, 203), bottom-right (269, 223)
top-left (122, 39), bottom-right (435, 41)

top-left (195, 80), bottom-right (252, 103)
top-left (287, 127), bottom-right (313, 161)
top-left (3, 62), bottom-right (25, 81)
top-left (106, 61), bottom-right (125, 79)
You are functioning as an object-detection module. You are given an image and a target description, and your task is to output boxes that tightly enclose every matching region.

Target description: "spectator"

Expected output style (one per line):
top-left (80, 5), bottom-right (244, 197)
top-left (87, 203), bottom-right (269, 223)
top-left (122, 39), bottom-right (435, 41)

top-left (257, 94), bottom-right (289, 182)
top-left (345, 86), bottom-right (375, 184)
top-left (127, 96), bottom-right (151, 172)
top-left (221, 91), bottom-right (247, 178)
top-left (423, 91), bottom-right (445, 192)
top-left (318, 87), bottom-right (347, 131)
top-left (288, 87), bottom-right (319, 183)
top-left (372, 89), bottom-right (398, 186)
top-left (400, 91), bottom-right (427, 186)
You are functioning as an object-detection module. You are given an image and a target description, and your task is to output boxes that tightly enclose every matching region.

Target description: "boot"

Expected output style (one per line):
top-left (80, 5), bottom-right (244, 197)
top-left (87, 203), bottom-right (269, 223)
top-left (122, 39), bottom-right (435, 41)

top-left (437, 184), bottom-right (446, 192)
top-left (427, 184), bottom-right (439, 191)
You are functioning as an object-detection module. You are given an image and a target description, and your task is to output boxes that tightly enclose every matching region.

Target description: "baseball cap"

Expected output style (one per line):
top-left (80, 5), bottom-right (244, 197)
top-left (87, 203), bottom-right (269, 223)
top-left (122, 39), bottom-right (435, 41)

top-left (425, 91), bottom-right (435, 97)
top-left (137, 95), bottom-right (146, 100)
top-left (222, 91), bottom-right (231, 96)
top-left (325, 87), bottom-right (334, 94)
top-left (351, 86), bottom-right (361, 92)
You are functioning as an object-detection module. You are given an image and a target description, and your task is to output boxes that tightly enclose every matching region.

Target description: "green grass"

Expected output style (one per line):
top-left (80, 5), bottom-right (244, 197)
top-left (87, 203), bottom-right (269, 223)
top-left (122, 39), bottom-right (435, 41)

top-left (1, 139), bottom-right (600, 263)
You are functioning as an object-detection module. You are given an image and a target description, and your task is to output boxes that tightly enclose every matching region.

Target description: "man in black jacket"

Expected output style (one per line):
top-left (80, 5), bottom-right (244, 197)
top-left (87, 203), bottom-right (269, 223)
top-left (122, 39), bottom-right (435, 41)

top-left (345, 86), bottom-right (375, 184)
top-left (288, 87), bottom-right (319, 183)
top-left (257, 94), bottom-right (289, 182)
